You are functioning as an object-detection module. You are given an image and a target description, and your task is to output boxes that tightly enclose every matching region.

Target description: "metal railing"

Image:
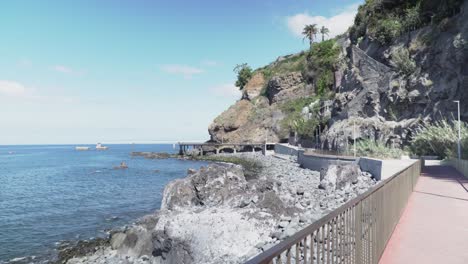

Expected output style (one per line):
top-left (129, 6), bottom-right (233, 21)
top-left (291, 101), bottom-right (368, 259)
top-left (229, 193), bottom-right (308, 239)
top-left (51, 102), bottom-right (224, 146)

top-left (246, 160), bottom-right (421, 264)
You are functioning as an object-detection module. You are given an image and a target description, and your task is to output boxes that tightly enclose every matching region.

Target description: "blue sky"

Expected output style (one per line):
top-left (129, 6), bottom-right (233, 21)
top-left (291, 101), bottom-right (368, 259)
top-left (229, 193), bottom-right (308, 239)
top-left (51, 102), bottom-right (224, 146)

top-left (0, 0), bottom-right (362, 144)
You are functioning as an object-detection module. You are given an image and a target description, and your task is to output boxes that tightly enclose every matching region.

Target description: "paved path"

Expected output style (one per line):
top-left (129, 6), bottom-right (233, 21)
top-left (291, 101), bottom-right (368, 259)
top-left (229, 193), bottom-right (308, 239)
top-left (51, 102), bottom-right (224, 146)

top-left (379, 165), bottom-right (468, 264)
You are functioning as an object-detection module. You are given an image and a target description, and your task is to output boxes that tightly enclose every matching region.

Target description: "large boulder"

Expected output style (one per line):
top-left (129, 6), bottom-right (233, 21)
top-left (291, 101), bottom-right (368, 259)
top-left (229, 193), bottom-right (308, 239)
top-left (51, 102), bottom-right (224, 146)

top-left (319, 164), bottom-right (360, 191)
top-left (153, 208), bottom-right (276, 264)
top-left (161, 163), bottom-right (248, 210)
top-left (110, 226), bottom-right (154, 257)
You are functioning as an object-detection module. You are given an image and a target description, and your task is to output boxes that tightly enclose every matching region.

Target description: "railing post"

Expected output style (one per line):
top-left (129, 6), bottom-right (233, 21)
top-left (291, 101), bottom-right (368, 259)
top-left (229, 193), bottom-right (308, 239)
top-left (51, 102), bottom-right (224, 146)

top-left (355, 203), bottom-right (362, 264)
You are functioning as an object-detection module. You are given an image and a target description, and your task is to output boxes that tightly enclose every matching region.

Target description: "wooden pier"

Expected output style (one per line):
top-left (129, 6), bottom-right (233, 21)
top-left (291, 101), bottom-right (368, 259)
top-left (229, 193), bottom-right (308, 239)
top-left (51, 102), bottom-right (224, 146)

top-left (177, 142), bottom-right (276, 156)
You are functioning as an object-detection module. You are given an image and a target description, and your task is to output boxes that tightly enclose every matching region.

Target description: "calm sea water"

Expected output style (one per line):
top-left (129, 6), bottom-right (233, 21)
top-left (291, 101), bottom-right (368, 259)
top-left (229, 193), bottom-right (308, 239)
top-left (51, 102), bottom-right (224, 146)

top-left (0, 144), bottom-right (208, 263)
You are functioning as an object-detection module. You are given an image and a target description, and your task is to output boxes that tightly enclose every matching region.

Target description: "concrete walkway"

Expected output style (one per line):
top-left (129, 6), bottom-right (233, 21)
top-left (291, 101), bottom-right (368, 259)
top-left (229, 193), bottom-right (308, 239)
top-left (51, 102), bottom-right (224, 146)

top-left (379, 165), bottom-right (468, 264)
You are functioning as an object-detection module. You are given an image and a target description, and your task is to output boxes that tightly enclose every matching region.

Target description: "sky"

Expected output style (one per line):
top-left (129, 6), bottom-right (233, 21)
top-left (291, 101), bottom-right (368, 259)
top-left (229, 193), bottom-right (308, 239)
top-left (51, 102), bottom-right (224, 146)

top-left (0, 0), bottom-right (363, 144)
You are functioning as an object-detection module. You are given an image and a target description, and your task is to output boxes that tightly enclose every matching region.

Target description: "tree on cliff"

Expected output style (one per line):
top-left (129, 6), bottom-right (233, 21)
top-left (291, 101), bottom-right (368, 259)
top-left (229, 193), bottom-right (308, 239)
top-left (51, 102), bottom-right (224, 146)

top-left (234, 63), bottom-right (252, 90)
top-left (320, 26), bottom-right (330, 41)
top-left (302, 24), bottom-right (318, 48)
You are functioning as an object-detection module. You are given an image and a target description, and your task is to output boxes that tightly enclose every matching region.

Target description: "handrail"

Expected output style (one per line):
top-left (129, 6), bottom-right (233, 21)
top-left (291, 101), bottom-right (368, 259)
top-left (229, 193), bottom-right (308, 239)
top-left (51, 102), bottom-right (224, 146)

top-left (246, 160), bottom-right (421, 264)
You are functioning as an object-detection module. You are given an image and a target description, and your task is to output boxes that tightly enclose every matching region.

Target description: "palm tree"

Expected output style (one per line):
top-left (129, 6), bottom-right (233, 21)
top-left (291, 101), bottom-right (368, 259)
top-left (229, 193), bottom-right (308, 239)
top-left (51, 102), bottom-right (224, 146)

top-left (302, 24), bottom-right (318, 48)
top-left (320, 26), bottom-right (330, 41)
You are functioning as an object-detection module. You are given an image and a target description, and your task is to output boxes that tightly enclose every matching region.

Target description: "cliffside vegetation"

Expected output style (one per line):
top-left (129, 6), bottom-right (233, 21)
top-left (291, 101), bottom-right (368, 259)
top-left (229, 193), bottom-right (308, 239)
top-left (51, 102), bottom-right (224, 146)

top-left (411, 119), bottom-right (468, 159)
top-left (350, 0), bottom-right (463, 44)
top-left (226, 26), bottom-right (341, 142)
top-left (194, 155), bottom-right (263, 180)
top-left (234, 63), bottom-right (253, 90)
top-left (352, 139), bottom-right (404, 159)
top-left (307, 39), bottom-right (340, 96)
top-left (279, 96), bottom-right (319, 138)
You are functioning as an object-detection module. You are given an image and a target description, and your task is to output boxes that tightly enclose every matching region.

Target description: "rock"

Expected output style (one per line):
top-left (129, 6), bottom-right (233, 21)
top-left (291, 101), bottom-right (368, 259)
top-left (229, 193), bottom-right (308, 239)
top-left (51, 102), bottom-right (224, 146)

top-left (162, 163), bottom-right (248, 209)
top-left (208, 98), bottom-right (283, 143)
top-left (110, 233), bottom-right (126, 250)
top-left (296, 187), bottom-right (305, 195)
top-left (242, 72), bottom-right (266, 100)
top-left (131, 152), bottom-right (173, 159)
top-left (271, 231), bottom-right (282, 240)
top-left (255, 241), bottom-right (266, 249)
top-left (280, 226), bottom-right (297, 240)
top-left (65, 153), bottom-right (378, 264)
top-left (266, 72), bottom-right (306, 104)
top-left (255, 191), bottom-right (289, 215)
top-left (278, 221), bottom-right (289, 228)
top-left (319, 164), bottom-right (360, 191)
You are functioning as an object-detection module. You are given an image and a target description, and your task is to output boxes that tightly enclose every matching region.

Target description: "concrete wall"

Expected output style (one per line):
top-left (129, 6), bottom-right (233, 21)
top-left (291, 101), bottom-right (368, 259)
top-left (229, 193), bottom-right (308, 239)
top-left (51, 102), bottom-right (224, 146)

top-left (358, 157), bottom-right (383, 180)
top-left (274, 144), bottom-right (300, 156)
top-left (446, 159), bottom-right (468, 179)
top-left (298, 150), bottom-right (356, 172)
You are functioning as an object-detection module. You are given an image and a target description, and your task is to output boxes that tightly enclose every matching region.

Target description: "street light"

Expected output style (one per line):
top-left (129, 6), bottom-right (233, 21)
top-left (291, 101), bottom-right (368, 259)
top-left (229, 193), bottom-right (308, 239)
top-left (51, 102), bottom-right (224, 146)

top-left (353, 120), bottom-right (356, 157)
top-left (454, 100), bottom-right (461, 159)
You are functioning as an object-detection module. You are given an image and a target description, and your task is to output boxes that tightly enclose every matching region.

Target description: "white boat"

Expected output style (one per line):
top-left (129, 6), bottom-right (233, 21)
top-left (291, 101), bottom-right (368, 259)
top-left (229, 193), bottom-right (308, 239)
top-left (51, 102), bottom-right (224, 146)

top-left (75, 146), bottom-right (90, 151)
top-left (96, 143), bottom-right (108, 150)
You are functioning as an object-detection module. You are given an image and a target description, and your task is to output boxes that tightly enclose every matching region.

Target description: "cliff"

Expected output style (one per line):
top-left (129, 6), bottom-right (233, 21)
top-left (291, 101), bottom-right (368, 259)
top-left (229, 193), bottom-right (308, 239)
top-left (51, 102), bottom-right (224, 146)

top-left (209, 0), bottom-right (468, 150)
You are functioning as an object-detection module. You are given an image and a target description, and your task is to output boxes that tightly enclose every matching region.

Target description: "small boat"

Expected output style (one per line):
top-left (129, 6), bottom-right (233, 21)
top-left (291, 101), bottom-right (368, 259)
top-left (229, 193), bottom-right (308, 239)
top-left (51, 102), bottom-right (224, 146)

top-left (96, 143), bottom-right (108, 150)
top-left (75, 146), bottom-right (90, 151)
top-left (113, 161), bottom-right (128, 170)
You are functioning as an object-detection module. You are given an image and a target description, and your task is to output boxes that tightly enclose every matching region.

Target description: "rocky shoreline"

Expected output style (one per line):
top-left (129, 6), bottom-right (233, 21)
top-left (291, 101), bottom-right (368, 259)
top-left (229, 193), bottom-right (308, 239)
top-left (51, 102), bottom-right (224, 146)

top-left (60, 153), bottom-right (376, 264)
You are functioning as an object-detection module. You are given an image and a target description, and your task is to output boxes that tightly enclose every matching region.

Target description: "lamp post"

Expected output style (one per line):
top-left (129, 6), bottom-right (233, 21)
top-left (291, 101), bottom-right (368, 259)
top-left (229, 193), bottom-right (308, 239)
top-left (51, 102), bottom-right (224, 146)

top-left (454, 100), bottom-right (461, 159)
top-left (353, 120), bottom-right (356, 157)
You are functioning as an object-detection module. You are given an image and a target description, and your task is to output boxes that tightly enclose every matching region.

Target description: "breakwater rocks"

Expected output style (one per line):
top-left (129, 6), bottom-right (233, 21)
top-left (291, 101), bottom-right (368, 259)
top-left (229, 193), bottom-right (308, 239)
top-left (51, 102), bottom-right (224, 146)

top-left (130, 152), bottom-right (177, 159)
top-left (65, 154), bottom-right (376, 264)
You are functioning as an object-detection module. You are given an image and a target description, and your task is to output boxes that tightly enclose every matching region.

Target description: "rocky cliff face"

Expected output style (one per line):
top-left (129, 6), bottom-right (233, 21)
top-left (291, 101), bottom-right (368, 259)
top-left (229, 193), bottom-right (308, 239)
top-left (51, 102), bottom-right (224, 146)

top-left (209, 0), bottom-right (468, 150)
top-left (323, 0), bottom-right (468, 149)
top-left (209, 59), bottom-right (313, 143)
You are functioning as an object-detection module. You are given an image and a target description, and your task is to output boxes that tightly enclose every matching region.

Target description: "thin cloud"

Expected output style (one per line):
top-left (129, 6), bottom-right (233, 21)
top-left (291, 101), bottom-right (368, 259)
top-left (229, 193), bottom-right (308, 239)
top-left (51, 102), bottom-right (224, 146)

top-left (0, 80), bottom-right (30, 97)
top-left (210, 83), bottom-right (241, 99)
top-left (53, 65), bottom-right (85, 76)
top-left (160, 64), bottom-right (204, 79)
top-left (18, 58), bottom-right (32, 68)
top-left (286, 3), bottom-right (360, 40)
top-left (0, 79), bottom-right (76, 103)
top-left (201, 60), bottom-right (219, 67)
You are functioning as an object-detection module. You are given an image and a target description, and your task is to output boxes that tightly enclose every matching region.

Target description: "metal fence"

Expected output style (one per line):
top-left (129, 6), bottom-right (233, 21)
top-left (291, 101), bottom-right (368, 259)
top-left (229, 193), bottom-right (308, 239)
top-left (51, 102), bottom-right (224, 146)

top-left (245, 160), bottom-right (421, 264)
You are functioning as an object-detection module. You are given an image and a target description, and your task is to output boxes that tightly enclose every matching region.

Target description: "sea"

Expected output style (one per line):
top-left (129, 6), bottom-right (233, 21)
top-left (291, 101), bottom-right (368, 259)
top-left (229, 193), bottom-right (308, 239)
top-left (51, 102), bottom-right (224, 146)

top-left (0, 144), bottom-right (208, 263)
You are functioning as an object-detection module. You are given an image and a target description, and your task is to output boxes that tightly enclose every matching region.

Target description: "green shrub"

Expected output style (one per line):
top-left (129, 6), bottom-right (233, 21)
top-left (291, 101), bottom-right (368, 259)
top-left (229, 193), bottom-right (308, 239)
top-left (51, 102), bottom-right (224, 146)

top-left (403, 3), bottom-right (421, 31)
top-left (308, 40), bottom-right (340, 70)
top-left (257, 52), bottom-right (307, 80)
top-left (279, 96), bottom-right (325, 138)
top-left (373, 17), bottom-right (402, 44)
top-left (390, 47), bottom-right (416, 75)
top-left (410, 119), bottom-right (468, 159)
top-left (316, 72), bottom-right (334, 96)
top-left (351, 139), bottom-right (404, 159)
top-left (195, 155), bottom-right (263, 180)
top-left (307, 40), bottom-right (340, 95)
top-left (234, 63), bottom-right (253, 90)
top-left (349, 0), bottom-right (463, 45)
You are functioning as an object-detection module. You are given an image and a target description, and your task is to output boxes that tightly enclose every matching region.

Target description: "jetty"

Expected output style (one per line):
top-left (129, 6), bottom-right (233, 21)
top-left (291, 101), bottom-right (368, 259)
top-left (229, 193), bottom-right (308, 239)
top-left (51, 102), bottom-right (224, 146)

top-left (177, 142), bottom-right (276, 156)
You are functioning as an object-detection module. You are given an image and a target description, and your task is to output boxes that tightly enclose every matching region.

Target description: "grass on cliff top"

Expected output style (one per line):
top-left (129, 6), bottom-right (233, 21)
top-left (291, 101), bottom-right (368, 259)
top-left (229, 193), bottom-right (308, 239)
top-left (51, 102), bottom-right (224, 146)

top-left (255, 51), bottom-right (308, 82)
top-left (194, 155), bottom-right (263, 180)
top-left (349, 0), bottom-right (463, 44)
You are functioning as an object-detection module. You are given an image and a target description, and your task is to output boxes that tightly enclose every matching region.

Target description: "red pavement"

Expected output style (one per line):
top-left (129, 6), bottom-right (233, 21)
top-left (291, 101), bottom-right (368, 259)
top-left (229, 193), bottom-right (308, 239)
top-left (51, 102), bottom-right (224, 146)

top-left (379, 165), bottom-right (468, 264)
